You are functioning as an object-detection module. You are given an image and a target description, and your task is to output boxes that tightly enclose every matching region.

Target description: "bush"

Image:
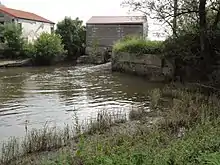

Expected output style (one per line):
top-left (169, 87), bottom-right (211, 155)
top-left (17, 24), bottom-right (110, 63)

top-left (0, 23), bottom-right (24, 59)
top-left (31, 33), bottom-right (65, 65)
top-left (113, 36), bottom-right (163, 55)
top-left (21, 41), bottom-right (36, 58)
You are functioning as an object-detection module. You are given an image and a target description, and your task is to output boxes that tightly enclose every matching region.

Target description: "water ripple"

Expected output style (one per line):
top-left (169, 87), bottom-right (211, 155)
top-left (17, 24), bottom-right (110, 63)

top-left (0, 65), bottom-right (163, 140)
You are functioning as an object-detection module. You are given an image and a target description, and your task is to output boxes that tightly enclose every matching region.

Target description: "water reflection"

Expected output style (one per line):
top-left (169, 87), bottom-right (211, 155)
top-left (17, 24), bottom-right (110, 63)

top-left (0, 65), bottom-right (163, 141)
top-left (0, 69), bottom-right (27, 116)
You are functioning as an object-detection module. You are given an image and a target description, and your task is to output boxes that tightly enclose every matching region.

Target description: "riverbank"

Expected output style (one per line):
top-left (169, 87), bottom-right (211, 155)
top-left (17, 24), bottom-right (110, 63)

top-left (0, 59), bottom-right (32, 68)
top-left (2, 84), bottom-right (220, 165)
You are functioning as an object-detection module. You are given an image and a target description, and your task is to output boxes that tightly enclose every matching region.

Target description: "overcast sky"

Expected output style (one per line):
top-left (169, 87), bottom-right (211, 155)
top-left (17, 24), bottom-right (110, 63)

top-left (1, 0), bottom-right (132, 23)
top-left (1, 0), bottom-right (167, 40)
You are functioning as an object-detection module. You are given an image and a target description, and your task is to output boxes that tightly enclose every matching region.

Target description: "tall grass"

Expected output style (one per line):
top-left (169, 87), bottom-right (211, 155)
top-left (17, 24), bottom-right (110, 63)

top-left (113, 36), bottom-right (163, 55)
top-left (69, 86), bottom-right (220, 165)
top-left (3, 86), bottom-right (220, 165)
top-left (0, 110), bottom-right (127, 165)
top-left (148, 86), bottom-right (220, 134)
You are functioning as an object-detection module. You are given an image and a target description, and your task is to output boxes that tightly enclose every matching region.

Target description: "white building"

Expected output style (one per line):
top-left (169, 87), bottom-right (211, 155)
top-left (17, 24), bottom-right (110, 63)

top-left (0, 6), bottom-right (55, 43)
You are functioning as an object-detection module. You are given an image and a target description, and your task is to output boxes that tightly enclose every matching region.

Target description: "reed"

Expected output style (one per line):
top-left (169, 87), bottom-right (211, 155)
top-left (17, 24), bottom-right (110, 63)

top-left (0, 110), bottom-right (127, 165)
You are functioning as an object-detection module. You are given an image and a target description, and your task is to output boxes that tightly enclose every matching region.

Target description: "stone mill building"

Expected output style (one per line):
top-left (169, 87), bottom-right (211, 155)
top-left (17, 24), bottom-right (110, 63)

top-left (85, 16), bottom-right (148, 54)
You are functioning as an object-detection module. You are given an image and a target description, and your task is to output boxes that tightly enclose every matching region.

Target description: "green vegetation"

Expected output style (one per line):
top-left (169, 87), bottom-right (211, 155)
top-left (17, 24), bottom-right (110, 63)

top-left (113, 36), bottom-right (163, 55)
top-left (0, 110), bottom-right (127, 165)
top-left (56, 17), bottom-right (86, 60)
top-left (0, 23), bottom-right (65, 65)
top-left (29, 33), bottom-right (65, 65)
top-left (122, 0), bottom-right (220, 83)
top-left (0, 17), bottom-right (85, 65)
top-left (0, 23), bottom-right (24, 59)
top-left (2, 85), bottom-right (220, 165)
top-left (40, 86), bottom-right (220, 165)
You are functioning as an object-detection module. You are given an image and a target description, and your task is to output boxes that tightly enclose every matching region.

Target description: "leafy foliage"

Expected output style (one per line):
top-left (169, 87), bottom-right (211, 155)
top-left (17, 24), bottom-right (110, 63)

top-left (123, 0), bottom-right (220, 81)
top-left (113, 36), bottom-right (163, 54)
top-left (22, 42), bottom-right (35, 57)
top-left (31, 33), bottom-right (65, 65)
top-left (0, 23), bottom-right (24, 58)
top-left (56, 17), bottom-right (86, 59)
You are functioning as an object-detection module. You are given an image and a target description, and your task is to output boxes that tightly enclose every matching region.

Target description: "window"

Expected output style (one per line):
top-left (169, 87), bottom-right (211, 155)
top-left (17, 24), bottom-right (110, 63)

top-left (0, 12), bottom-right (4, 17)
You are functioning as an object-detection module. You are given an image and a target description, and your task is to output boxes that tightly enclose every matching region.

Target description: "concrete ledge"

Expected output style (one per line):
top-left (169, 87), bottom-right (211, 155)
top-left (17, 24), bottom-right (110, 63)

top-left (112, 52), bottom-right (173, 81)
top-left (0, 59), bottom-right (32, 68)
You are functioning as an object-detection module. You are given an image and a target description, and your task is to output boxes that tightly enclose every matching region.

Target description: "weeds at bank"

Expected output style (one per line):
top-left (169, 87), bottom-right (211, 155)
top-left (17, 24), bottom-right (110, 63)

top-left (0, 110), bottom-right (127, 165)
top-left (3, 86), bottom-right (220, 165)
top-left (73, 87), bottom-right (220, 165)
top-left (42, 86), bottom-right (220, 165)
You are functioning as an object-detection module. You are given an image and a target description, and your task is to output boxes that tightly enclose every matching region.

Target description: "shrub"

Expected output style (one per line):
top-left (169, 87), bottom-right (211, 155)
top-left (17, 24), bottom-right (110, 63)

top-left (113, 36), bottom-right (163, 55)
top-left (32, 33), bottom-right (65, 65)
top-left (0, 23), bottom-right (24, 58)
top-left (21, 41), bottom-right (36, 58)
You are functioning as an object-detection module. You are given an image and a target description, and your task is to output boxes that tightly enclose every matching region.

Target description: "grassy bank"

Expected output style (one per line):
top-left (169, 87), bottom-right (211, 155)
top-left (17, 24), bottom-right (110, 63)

top-left (0, 110), bottom-right (127, 165)
top-left (2, 85), bottom-right (220, 165)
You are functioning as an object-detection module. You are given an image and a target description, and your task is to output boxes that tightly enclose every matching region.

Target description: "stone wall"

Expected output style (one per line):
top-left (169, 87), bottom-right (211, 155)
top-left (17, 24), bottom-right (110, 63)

top-left (112, 52), bottom-right (173, 81)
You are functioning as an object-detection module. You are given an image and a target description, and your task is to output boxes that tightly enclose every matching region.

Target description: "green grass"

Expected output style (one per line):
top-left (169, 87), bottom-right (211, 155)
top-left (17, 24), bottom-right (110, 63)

top-left (68, 86), bottom-right (220, 165)
top-left (0, 110), bottom-right (127, 165)
top-left (3, 85), bottom-right (220, 165)
top-left (113, 36), bottom-right (163, 55)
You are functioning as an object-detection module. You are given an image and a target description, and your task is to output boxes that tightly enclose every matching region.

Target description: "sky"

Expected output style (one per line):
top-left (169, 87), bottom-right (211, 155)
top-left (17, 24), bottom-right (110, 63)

top-left (1, 0), bottom-right (167, 40)
top-left (1, 0), bottom-right (132, 23)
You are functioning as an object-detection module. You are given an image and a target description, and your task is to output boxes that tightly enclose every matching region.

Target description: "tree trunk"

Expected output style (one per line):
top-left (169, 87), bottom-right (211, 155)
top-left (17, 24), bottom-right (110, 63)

top-left (199, 0), bottom-right (208, 77)
top-left (213, 7), bottom-right (220, 30)
top-left (173, 0), bottom-right (178, 37)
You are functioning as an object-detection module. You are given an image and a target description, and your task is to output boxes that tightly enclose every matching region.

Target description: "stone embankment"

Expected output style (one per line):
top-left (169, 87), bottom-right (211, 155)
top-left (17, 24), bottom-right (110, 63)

top-left (112, 52), bottom-right (173, 81)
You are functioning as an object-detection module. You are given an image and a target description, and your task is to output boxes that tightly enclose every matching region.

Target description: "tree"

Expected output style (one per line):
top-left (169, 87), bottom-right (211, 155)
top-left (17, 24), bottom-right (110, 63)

top-left (173, 0), bottom-right (178, 37)
top-left (122, 0), bottom-right (199, 36)
top-left (122, 0), bottom-right (220, 82)
top-left (199, 0), bottom-right (208, 72)
top-left (56, 17), bottom-right (86, 60)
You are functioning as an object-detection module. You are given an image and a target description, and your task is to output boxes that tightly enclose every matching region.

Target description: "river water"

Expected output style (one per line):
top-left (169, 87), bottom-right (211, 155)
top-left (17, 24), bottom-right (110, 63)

top-left (0, 65), bottom-right (163, 141)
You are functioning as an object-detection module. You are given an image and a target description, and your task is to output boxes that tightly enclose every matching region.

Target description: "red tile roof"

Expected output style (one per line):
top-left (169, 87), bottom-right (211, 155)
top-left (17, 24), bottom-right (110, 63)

top-left (87, 16), bottom-right (146, 24)
top-left (0, 6), bottom-right (54, 24)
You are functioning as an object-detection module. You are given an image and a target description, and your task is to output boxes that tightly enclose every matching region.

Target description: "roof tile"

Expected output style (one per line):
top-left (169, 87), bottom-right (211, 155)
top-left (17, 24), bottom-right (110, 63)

top-left (0, 6), bottom-right (54, 24)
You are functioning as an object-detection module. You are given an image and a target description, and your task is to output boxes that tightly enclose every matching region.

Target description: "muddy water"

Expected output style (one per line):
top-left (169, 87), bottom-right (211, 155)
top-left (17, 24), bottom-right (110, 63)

top-left (0, 65), bottom-right (163, 141)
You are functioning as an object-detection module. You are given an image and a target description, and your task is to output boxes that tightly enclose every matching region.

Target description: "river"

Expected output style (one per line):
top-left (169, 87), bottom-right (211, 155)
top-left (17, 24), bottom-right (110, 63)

top-left (0, 64), bottom-right (163, 141)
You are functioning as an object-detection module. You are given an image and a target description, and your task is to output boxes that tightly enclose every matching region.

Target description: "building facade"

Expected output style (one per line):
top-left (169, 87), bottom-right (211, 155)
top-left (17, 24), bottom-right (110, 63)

top-left (0, 6), bottom-right (54, 43)
top-left (86, 16), bottom-right (148, 50)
